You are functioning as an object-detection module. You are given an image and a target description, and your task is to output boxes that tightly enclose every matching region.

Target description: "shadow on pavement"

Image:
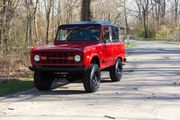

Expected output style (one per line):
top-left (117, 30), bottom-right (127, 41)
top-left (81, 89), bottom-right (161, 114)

top-left (128, 48), bottom-right (180, 55)
top-left (1, 45), bottom-right (180, 102)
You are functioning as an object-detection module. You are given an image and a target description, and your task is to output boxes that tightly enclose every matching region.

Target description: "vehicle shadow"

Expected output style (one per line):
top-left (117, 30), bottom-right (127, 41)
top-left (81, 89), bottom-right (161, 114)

top-left (51, 77), bottom-right (114, 94)
top-left (0, 77), bottom-right (117, 100)
top-left (49, 80), bottom-right (86, 95)
top-left (2, 47), bottom-right (180, 101)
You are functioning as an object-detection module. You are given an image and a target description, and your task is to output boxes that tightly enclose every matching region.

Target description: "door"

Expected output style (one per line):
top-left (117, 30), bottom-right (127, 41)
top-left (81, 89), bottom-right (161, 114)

top-left (111, 26), bottom-right (125, 64)
top-left (99, 26), bottom-right (113, 68)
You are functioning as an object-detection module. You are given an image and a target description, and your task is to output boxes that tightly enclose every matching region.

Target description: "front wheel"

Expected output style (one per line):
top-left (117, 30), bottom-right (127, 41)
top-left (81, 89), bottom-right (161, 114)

top-left (109, 58), bottom-right (123, 82)
top-left (34, 71), bottom-right (53, 91)
top-left (83, 64), bottom-right (101, 93)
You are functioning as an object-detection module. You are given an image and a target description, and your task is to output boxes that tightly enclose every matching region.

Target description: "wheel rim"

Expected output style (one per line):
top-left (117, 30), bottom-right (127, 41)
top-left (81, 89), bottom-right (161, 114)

top-left (116, 62), bottom-right (122, 76)
top-left (92, 72), bottom-right (99, 86)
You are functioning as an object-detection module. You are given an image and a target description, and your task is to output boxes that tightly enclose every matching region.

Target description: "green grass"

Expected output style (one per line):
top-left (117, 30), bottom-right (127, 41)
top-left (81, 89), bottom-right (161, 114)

top-left (0, 77), bottom-right (33, 97)
top-left (126, 43), bottom-right (137, 47)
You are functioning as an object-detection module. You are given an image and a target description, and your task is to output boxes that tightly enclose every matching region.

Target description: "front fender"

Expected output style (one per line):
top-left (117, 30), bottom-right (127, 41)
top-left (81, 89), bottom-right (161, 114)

top-left (84, 47), bottom-right (100, 68)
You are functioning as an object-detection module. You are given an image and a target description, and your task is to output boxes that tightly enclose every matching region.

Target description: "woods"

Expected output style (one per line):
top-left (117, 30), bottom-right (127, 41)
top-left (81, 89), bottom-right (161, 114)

top-left (133, 0), bottom-right (180, 38)
top-left (0, 0), bottom-right (19, 45)
top-left (0, 0), bottom-right (180, 77)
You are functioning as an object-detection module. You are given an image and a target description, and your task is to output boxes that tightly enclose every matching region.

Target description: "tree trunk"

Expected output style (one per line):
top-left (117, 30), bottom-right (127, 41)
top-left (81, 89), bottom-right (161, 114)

top-left (143, 9), bottom-right (148, 38)
top-left (57, 1), bottom-right (61, 25)
top-left (46, 16), bottom-right (50, 44)
top-left (174, 0), bottom-right (178, 23)
top-left (33, 0), bottom-right (39, 43)
top-left (1, 0), bottom-right (7, 45)
top-left (135, 0), bottom-right (142, 23)
top-left (25, 0), bottom-right (38, 45)
top-left (81, 0), bottom-right (91, 21)
top-left (25, 15), bottom-right (33, 45)
top-left (142, 0), bottom-right (149, 38)
top-left (123, 0), bottom-right (128, 35)
top-left (25, 15), bottom-right (29, 46)
top-left (44, 0), bottom-right (53, 44)
top-left (160, 0), bottom-right (166, 25)
top-left (34, 14), bottom-right (39, 43)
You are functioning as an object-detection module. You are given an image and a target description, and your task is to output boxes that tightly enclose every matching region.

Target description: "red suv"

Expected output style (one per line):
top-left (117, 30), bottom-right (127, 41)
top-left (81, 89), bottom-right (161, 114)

top-left (29, 21), bottom-right (126, 93)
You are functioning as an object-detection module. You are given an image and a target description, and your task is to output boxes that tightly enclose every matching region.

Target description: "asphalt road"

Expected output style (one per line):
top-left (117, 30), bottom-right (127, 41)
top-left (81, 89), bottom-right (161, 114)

top-left (0, 40), bottom-right (180, 120)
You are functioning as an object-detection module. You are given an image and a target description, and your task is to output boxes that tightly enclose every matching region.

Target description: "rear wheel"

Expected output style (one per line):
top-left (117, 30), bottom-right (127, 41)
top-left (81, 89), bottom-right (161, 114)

top-left (109, 58), bottom-right (123, 82)
top-left (34, 71), bottom-right (53, 91)
top-left (83, 64), bottom-right (101, 93)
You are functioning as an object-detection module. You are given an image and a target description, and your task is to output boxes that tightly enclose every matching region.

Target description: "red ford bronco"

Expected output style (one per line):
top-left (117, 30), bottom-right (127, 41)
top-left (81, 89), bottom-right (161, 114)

top-left (29, 21), bottom-right (126, 93)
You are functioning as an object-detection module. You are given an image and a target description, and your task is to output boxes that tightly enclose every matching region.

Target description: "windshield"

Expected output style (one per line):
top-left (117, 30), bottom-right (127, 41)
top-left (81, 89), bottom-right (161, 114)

top-left (56, 25), bottom-right (100, 41)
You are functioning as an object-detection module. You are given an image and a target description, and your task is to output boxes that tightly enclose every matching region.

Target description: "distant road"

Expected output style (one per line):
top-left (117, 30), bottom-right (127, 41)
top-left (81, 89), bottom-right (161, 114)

top-left (0, 40), bottom-right (180, 120)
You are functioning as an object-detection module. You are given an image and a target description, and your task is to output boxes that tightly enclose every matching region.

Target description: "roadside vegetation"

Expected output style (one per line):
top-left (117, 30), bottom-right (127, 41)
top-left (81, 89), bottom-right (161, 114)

top-left (125, 42), bottom-right (137, 47)
top-left (0, 76), bottom-right (33, 97)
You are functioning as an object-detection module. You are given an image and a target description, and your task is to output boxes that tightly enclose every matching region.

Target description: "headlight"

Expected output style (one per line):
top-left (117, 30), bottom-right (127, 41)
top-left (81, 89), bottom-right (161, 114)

top-left (74, 55), bottom-right (81, 62)
top-left (34, 55), bottom-right (40, 62)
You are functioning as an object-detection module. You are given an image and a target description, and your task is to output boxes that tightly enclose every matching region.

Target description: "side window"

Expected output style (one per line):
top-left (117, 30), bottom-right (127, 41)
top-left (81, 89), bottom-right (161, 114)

top-left (112, 26), bottom-right (120, 42)
top-left (102, 27), bottom-right (110, 43)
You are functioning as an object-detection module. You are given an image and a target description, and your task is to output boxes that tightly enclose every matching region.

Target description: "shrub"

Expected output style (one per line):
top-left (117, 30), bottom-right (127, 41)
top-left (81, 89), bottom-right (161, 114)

top-left (155, 25), bottom-right (169, 38)
top-left (133, 26), bottom-right (156, 38)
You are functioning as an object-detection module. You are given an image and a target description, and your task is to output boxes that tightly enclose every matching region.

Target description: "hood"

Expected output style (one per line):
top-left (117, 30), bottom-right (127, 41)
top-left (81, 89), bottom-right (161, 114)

top-left (32, 41), bottom-right (98, 52)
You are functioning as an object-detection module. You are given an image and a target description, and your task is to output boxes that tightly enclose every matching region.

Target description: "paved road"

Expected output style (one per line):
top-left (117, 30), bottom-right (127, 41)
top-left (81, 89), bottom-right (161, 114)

top-left (0, 40), bottom-right (180, 120)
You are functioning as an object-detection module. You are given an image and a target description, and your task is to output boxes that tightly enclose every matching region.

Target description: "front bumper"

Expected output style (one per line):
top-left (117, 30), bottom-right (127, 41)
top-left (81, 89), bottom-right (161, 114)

top-left (29, 66), bottom-right (85, 72)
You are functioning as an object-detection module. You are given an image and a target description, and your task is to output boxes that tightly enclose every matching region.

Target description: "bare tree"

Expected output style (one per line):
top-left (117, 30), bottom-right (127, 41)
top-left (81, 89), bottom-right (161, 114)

top-left (81, 0), bottom-right (91, 21)
top-left (135, 0), bottom-right (150, 38)
top-left (44, 0), bottom-right (53, 44)
top-left (160, 0), bottom-right (166, 25)
top-left (174, 0), bottom-right (179, 23)
top-left (64, 0), bottom-right (73, 23)
top-left (33, 0), bottom-right (39, 43)
top-left (0, 0), bottom-right (19, 45)
top-left (135, 0), bottom-right (143, 22)
top-left (24, 0), bottom-right (39, 46)
top-left (56, 0), bottom-right (61, 25)
top-left (123, 0), bottom-right (128, 35)
top-left (154, 0), bottom-right (161, 25)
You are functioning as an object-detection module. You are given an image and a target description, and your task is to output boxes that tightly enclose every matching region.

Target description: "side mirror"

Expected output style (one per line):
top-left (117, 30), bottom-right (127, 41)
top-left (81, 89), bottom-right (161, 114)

top-left (102, 39), bottom-right (111, 43)
top-left (105, 39), bottom-right (111, 43)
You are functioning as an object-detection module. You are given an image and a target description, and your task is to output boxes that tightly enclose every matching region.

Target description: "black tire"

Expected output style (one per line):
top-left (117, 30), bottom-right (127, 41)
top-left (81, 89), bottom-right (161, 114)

top-left (83, 64), bottom-right (101, 93)
top-left (109, 58), bottom-right (123, 82)
top-left (34, 71), bottom-right (53, 91)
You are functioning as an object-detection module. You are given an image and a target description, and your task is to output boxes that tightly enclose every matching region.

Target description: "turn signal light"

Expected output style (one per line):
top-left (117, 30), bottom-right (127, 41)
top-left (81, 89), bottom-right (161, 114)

top-left (68, 56), bottom-right (74, 60)
top-left (41, 56), bottom-right (47, 60)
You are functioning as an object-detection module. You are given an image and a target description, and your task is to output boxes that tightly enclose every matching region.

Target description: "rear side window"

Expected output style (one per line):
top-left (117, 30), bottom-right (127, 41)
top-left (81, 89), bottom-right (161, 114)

top-left (102, 27), bottom-right (110, 43)
top-left (111, 26), bottom-right (120, 42)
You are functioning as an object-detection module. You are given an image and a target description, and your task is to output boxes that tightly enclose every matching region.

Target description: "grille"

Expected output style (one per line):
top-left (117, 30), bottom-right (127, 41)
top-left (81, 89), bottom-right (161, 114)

top-left (37, 51), bottom-right (80, 65)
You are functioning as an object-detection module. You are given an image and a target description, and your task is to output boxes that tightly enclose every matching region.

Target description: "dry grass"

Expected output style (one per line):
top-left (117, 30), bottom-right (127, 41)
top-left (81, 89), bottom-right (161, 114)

top-left (0, 47), bottom-right (32, 78)
top-left (0, 47), bottom-right (34, 96)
